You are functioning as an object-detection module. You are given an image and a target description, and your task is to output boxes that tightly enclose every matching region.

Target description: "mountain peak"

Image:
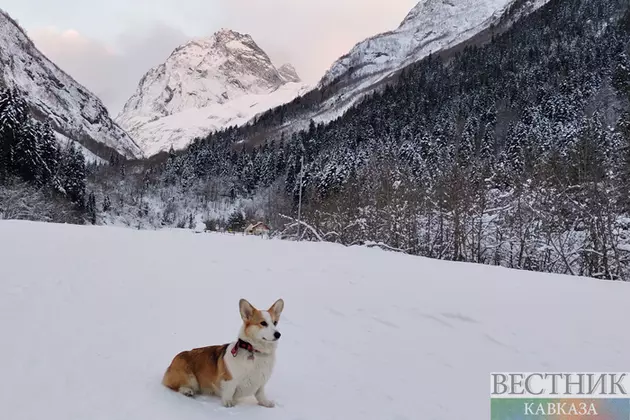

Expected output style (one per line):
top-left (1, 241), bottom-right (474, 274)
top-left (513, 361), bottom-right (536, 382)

top-left (214, 27), bottom-right (242, 35)
top-left (120, 28), bottom-right (284, 116)
top-left (116, 28), bottom-right (307, 156)
top-left (167, 28), bottom-right (261, 62)
top-left (399, 0), bottom-right (457, 29)
top-left (212, 28), bottom-right (251, 40)
top-left (278, 63), bottom-right (301, 83)
top-left (201, 28), bottom-right (258, 50)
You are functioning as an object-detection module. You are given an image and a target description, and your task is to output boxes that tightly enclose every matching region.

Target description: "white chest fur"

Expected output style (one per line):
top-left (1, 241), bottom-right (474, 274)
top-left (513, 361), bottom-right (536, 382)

top-left (224, 344), bottom-right (276, 399)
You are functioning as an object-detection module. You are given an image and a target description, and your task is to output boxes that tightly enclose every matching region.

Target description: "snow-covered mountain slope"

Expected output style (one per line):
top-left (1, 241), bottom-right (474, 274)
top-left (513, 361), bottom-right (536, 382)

top-left (121, 83), bottom-right (308, 155)
top-left (0, 10), bottom-right (143, 160)
top-left (2, 220), bottom-right (629, 420)
top-left (117, 29), bottom-right (309, 157)
top-left (54, 131), bottom-right (106, 164)
top-left (278, 64), bottom-right (301, 83)
top-left (308, 0), bottom-right (549, 125)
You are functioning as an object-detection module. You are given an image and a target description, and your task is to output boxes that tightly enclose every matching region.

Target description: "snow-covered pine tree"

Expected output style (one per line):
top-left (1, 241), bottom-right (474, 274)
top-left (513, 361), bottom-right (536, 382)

top-left (59, 144), bottom-right (86, 206)
top-left (103, 195), bottom-right (112, 212)
top-left (0, 87), bottom-right (29, 180)
top-left (13, 118), bottom-right (43, 184)
top-left (38, 121), bottom-right (61, 187)
top-left (86, 192), bottom-right (97, 224)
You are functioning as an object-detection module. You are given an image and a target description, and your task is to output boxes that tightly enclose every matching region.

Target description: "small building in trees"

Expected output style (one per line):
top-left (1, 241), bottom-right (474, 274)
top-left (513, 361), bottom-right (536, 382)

top-left (244, 222), bottom-right (271, 236)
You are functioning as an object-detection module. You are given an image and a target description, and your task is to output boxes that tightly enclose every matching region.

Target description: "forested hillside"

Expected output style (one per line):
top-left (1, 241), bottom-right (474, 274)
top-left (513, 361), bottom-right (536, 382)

top-left (91, 0), bottom-right (630, 280)
top-left (0, 86), bottom-right (89, 222)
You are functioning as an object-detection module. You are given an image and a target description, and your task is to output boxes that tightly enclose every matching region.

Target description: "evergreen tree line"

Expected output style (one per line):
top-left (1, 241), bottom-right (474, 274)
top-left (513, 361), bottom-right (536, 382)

top-left (0, 86), bottom-right (89, 221)
top-left (93, 0), bottom-right (630, 280)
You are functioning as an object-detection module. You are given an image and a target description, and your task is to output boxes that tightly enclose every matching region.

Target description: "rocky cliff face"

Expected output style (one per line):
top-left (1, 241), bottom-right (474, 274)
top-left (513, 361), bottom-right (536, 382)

top-left (0, 9), bottom-right (143, 161)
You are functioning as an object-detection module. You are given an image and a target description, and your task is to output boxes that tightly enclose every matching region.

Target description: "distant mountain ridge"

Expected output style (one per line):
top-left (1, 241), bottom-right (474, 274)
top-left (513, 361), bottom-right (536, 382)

top-left (310, 0), bottom-right (551, 126)
top-left (0, 9), bottom-right (143, 161)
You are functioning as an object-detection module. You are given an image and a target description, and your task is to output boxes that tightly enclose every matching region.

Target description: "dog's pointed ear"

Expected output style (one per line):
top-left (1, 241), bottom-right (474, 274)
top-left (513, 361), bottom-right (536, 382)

top-left (268, 298), bottom-right (285, 320)
top-left (239, 298), bottom-right (255, 321)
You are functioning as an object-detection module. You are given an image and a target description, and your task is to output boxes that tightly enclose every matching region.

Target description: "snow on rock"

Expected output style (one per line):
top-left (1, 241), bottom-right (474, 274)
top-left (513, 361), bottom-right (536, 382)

top-left (120, 82), bottom-right (309, 157)
top-left (117, 29), bottom-right (309, 156)
top-left (311, 0), bottom-right (550, 125)
top-left (278, 64), bottom-right (301, 83)
top-left (54, 131), bottom-right (106, 165)
top-left (1, 220), bottom-right (629, 420)
top-left (320, 0), bottom-right (515, 86)
top-left (0, 10), bottom-right (144, 160)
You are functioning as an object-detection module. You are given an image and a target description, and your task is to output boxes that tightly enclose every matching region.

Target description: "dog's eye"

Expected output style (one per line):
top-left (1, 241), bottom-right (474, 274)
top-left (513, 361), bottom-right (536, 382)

top-left (273, 321), bottom-right (278, 326)
top-left (261, 321), bottom-right (268, 327)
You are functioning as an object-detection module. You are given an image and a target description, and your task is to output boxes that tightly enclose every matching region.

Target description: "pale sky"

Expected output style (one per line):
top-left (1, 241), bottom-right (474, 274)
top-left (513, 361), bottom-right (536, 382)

top-left (3, 0), bottom-right (417, 114)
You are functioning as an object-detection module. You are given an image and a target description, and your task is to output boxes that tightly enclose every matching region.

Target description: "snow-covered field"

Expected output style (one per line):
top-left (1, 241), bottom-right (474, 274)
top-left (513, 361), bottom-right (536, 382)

top-left (1, 220), bottom-right (629, 420)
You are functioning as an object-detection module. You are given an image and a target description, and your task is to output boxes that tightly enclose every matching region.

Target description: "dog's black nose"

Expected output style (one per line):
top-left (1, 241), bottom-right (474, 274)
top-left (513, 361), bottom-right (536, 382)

top-left (274, 331), bottom-right (281, 339)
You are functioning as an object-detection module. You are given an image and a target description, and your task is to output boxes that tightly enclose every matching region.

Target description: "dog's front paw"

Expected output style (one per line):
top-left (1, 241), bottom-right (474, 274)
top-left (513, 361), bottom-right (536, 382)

top-left (179, 387), bottom-right (195, 397)
top-left (258, 399), bottom-right (276, 408)
top-left (222, 399), bottom-right (236, 408)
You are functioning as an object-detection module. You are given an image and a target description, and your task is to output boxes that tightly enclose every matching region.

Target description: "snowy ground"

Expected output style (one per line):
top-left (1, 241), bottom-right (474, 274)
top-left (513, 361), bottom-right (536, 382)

top-left (1, 220), bottom-right (629, 420)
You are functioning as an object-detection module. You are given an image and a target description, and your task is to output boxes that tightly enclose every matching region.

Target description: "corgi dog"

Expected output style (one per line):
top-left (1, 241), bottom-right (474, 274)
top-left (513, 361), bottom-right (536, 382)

top-left (162, 298), bottom-right (284, 408)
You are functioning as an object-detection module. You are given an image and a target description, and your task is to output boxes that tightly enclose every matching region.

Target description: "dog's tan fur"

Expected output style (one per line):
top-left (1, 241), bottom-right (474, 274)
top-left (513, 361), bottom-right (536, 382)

top-left (243, 308), bottom-right (268, 335)
top-left (162, 344), bottom-right (233, 395)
